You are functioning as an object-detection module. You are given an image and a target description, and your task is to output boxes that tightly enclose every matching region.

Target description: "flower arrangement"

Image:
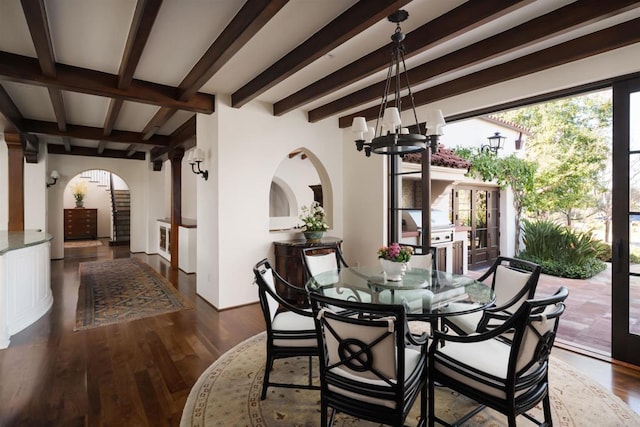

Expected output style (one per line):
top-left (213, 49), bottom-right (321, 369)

top-left (71, 180), bottom-right (88, 204)
top-left (298, 201), bottom-right (328, 232)
top-left (378, 243), bottom-right (413, 263)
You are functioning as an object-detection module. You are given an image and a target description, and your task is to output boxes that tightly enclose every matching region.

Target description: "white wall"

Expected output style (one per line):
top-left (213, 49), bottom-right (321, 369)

top-left (439, 118), bottom-right (525, 156)
top-left (196, 95), bottom-right (343, 309)
top-left (24, 144), bottom-right (46, 232)
top-left (0, 135), bottom-right (6, 230)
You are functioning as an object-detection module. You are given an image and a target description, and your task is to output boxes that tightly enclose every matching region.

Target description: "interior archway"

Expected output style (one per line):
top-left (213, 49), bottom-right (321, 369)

top-left (62, 169), bottom-right (130, 250)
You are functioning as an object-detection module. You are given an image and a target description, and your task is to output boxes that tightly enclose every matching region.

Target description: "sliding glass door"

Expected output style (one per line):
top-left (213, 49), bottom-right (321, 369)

top-left (612, 77), bottom-right (640, 365)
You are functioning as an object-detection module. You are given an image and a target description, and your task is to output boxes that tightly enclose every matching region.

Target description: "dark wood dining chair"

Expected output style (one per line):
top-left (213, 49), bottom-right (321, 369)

top-left (252, 259), bottom-right (320, 399)
top-left (309, 292), bottom-right (429, 427)
top-left (429, 286), bottom-right (569, 427)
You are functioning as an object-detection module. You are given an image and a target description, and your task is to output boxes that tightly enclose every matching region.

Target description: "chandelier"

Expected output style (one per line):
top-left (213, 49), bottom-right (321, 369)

top-left (351, 10), bottom-right (445, 157)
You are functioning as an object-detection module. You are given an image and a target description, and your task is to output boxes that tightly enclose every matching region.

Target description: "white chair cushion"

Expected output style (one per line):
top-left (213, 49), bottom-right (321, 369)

top-left (271, 310), bottom-right (317, 347)
top-left (328, 347), bottom-right (423, 409)
top-left (435, 338), bottom-right (536, 399)
top-left (441, 302), bottom-right (483, 334)
top-left (494, 265), bottom-right (532, 306)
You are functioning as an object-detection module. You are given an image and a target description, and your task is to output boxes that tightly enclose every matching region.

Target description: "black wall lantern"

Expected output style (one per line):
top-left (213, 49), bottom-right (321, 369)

top-left (482, 132), bottom-right (506, 154)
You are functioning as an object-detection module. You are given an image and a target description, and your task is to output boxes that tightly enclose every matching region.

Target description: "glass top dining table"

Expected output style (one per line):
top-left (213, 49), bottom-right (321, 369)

top-left (305, 266), bottom-right (495, 320)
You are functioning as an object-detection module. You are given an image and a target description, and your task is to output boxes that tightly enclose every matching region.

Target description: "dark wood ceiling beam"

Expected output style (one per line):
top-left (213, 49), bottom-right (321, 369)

top-left (0, 84), bottom-right (23, 130)
top-left (22, 132), bottom-right (39, 163)
top-left (141, 0), bottom-right (288, 141)
top-left (232, 0), bottom-right (412, 108)
top-left (21, 0), bottom-right (72, 136)
top-left (0, 51), bottom-right (215, 113)
top-left (47, 87), bottom-right (68, 130)
top-left (47, 143), bottom-right (146, 160)
top-left (310, 0), bottom-right (640, 122)
top-left (338, 17), bottom-right (640, 127)
top-left (62, 136), bottom-right (71, 152)
top-left (103, 99), bottom-right (123, 136)
top-left (141, 107), bottom-right (177, 140)
top-left (22, 119), bottom-right (171, 146)
top-left (20, 0), bottom-right (56, 77)
top-left (274, 0), bottom-right (532, 116)
top-left (150, 116), bottom-right (196, 162)
top-left (125, 144), bottom-right (138, 157)
top-left (118, 0), bottom-right (163, 89)
top-left (104, 0), bottom-right (163, 137)
top-left (178, 0), bottom-right (288, 101)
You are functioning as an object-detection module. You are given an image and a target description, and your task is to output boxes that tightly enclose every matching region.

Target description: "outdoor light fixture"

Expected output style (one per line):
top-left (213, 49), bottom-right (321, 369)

top-left (46, 170), bottom-right (59, 188)
top-left (482, 132), bottom-right (506, 154)
top-left (188, 148), bottom-right (208, 181)
top-left (351, 10), bottom-right (446, 157)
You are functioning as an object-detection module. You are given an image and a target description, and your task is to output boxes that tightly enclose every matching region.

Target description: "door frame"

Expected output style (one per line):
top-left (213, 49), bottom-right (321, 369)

top-left (611, 76), bottom-right (640, 365)
top-left (453, 186), bottom-right (500, 269)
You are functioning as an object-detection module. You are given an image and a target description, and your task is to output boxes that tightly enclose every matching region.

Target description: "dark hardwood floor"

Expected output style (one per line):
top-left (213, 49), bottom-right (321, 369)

top-left (0, 242), bottom-right (639, 426)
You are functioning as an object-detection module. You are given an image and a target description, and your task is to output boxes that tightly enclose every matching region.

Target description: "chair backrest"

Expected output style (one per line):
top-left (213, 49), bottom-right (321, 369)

top-left (481, 257), bottom-right (541, 309)
top-left (302, 245), bottom-right (348, 284)
top-left (309, 293), bottom-right (414, 390)
top-left (508, 286), bottom-right (568, 379)
top-left (253, 259), bottom-right (281, 323)
top-left (409, 246), bottom-right (437, 271)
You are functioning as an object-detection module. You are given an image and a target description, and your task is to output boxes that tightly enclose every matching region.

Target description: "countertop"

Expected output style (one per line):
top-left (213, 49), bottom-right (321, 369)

top-left (0, 230), bottom-right (53, 255)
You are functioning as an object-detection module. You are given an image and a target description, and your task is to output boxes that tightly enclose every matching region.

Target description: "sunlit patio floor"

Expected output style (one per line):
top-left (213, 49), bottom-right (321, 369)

top-left (468, 263), bottom-right (613, 357)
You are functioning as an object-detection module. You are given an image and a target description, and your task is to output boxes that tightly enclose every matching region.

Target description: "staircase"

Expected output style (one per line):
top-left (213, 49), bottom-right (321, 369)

top-left (110, 189), bottom-right (130, 245)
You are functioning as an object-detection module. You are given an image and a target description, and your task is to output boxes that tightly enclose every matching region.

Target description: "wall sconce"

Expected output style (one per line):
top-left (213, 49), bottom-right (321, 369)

top-left (46, 170), bottom-right (59, 188)
top-left (188, 148), bottom-right (208, 180)
top-left (482, 132), bottom-right (506, 154)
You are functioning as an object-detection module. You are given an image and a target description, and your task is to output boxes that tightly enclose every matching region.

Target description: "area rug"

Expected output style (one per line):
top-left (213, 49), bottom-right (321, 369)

top-left (181, 332), bottom-right (640, 427)
top-left (74, 258), bottom-right (192, 331)
top-left (64, 240), bottom-right (103, 248)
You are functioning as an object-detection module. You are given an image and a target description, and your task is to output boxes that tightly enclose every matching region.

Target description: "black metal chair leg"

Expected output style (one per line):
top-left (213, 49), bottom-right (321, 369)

top-left (261, 355), bottom-right (274, 400)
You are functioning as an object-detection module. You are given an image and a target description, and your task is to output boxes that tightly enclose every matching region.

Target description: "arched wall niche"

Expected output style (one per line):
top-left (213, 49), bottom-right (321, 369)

top-left (269, 147), bottom-right (334, 233)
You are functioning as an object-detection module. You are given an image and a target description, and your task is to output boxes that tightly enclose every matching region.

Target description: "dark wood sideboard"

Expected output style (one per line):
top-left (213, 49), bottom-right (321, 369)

top-left (273, 236), bottom-right (343, 304)
top-left (64, 208), bottom-right (97, 241)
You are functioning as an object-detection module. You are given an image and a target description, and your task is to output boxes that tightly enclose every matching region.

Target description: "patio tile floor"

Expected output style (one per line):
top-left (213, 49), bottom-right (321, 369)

top-left (467, 263), bottom-right (613, 356)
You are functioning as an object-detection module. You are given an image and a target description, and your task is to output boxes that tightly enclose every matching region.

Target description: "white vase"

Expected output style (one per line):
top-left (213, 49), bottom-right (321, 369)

top-left (380, 258), bottom-right (407, 281)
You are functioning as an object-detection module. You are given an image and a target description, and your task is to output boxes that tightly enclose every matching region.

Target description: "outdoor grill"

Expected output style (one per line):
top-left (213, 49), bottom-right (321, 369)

top-left (402, 209), bottom-right (454, 246)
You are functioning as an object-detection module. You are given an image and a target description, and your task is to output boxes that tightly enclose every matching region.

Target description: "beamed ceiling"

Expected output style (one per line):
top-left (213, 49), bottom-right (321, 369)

top-left (1, 0), bottom-right (640, 164)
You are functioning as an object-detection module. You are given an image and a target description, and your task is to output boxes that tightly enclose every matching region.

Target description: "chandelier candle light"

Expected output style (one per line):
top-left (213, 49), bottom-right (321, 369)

top-left (351, 10), bottom-right (446, 157)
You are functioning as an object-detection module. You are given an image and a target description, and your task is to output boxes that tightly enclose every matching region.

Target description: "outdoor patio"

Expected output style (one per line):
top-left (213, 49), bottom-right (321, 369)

top-left (468, 263), bottom-right (613, 357)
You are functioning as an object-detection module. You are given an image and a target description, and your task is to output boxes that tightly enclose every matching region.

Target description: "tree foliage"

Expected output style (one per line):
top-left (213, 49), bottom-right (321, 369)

top-left (454, 148), bottom-right (537, 254)
top-left (497, 94), bottom-right (611, 225)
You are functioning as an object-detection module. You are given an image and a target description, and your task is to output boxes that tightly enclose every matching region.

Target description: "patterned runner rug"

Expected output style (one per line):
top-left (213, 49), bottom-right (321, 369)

top-left (74, 258), bottom-right (192, 330)
top-left (181, 332), bottom-right (640, 427)
top-left (64, 240), bottom-right (103, 248)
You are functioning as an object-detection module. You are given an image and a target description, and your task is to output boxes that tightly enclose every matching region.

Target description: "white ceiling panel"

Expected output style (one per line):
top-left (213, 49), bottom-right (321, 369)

top-left (114, 101), bottom-right (161, 133)
top-left (45, 0), bottom-right (136, 74)
top-left (202, 0), bottom-right (359, 96)
top-left (61, 91), bottom-right (110, 128)
top-left (1, 81), bottom-right (55, 121)
top-left (134, 0), bottom-right (242, 87)
top-left (0, 0), bottom-right (36, 56)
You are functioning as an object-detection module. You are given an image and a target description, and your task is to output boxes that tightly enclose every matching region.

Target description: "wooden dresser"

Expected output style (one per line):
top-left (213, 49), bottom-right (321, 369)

top-left (64, 208), bottom-right (97, 240)
top-left (273, 236), bottom-right (343, 304)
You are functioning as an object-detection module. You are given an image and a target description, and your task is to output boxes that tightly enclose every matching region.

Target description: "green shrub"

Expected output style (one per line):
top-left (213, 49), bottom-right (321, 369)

top-left (518, 252), bottom-right (606, 279)
top-left (519, 219), bottom-right (607, 279)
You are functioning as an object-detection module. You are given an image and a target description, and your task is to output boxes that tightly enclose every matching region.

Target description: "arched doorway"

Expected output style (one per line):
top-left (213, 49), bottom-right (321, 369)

top-left (62, 170), bottom-right (130, 249)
